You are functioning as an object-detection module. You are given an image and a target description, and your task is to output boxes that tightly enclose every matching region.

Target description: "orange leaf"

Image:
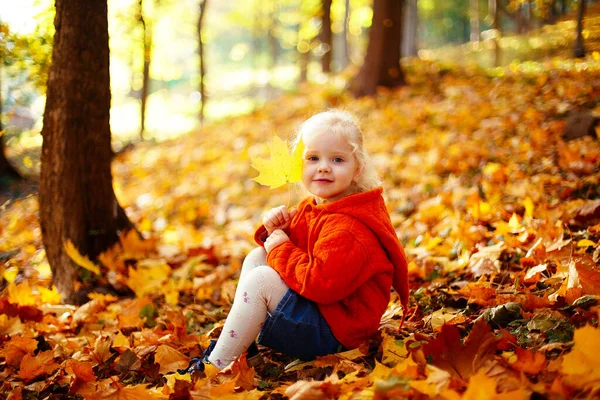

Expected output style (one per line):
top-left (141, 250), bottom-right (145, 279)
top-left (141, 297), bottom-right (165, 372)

top-left (208, 378), bottom-right (238, 397)
top-left (422, 319), bottom-right (499, 380)
top-left (154, 345), bottom-right (189, 374)
top-left (231, 353), bottom-right (256, 391)
top-left (18, 350), bottom-right (59, 381)
top-left (1, 336), bottom-right (38, 365)
top-left (574, 256), bottom-right (600, 295)
top-left (70, 360), bottom-right (96, 383)
top-left (509, 347), bottom-right (547, 374)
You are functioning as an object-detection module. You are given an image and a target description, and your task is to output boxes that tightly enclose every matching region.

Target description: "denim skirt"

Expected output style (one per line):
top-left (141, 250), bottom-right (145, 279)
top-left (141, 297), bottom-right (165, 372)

top-left (257, 289), bottom-right (341, 360)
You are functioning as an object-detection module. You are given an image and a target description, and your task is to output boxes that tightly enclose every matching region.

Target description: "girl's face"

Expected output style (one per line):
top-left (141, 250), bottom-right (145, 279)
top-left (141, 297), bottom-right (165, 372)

top-left (301, 130), bottom-right (359, 203)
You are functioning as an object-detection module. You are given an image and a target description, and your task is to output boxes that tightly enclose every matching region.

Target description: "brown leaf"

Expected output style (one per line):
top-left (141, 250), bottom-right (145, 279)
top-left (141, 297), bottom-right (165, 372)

top-left (571, 199), bottom-right (600, 227)
top-left (70, 360), bottom-right (96, 383)
top-left (154, 345), bottom-right (188, 375)
top-left (18, 350), bottom-right (59, 381)
top-left (508, 347), bottom-right (547, 374)
top-left (17, 305), bottom-right (44, 322)
top-left (1, 336), bottom-right (38, 365)
top-left (573, 255), bottom-right (600, 295)
top-left (423, 319), bottom-right (499, 380)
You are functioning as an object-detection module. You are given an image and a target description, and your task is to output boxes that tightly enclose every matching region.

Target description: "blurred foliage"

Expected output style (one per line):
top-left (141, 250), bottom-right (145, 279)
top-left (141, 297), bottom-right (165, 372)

top-left (0, 6), bottom-right (53, 127)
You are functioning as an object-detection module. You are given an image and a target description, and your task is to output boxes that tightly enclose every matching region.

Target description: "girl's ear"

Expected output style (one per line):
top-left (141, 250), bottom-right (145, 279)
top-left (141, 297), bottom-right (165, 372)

top-left (353, 164), bottom-right (363, 182)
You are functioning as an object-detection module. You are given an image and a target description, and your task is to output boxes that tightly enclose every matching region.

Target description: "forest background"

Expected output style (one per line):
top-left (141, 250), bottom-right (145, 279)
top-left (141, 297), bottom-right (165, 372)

top-left (1, 0), bottom-right (600, 399)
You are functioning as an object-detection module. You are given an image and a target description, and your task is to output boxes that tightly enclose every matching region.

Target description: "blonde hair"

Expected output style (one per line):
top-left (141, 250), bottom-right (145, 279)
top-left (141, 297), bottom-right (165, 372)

top-left (291, 110), bottom-right (381, 194)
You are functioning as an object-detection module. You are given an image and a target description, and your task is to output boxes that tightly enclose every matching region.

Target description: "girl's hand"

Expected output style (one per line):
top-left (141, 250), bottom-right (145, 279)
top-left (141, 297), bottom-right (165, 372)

top-left (265, 229), bottom-right (290, 253)
top-left (263, 206), bottom-right (298, 235)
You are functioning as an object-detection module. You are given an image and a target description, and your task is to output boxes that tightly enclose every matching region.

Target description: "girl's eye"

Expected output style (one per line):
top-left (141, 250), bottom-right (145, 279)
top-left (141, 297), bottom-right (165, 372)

top-left (307, 156), bottom-right (318, 161)
top-left (333, 157), bottom-right (343, 163)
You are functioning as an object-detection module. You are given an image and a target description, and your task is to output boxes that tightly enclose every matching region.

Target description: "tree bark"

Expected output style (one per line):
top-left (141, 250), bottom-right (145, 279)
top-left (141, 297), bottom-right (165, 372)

top-left (341, 0), bottom-right (351, 67)
top-left (548, 0), bottom-right (557, 24)
top-left (489, 0), bottom-right (501, 67)
top-left (470, 0), bottom-right (480, 42)
top-left (0, 70), bottom-right (21, 179)
top-left (267, 6), bottom-right (279, 73)
top-left (40, 0), bottom-right (132, 302)
top-left (0, 139), bottom-right (21, 179)
top-left (299, 49), bottom-right (310, 83)
top-left (320, 0), bottom-right (333, 73)
top-left (574, 0), bottom-right (586, 58)
top-left (351, 0), bottom-right (405, 97)
top-left (402, 0), bottom-right (418, 57)
top-left (139, 0), bottom-right (152, 139)
top-left (197, 0), bottom-right (208, 124)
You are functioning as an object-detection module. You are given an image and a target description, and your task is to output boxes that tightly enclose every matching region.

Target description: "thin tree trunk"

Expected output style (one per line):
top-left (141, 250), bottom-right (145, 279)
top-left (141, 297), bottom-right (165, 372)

top-left (268, 6), bottom-right (279, 74)
top-left (341, 0), bottom-right (351, 67)
top-left (352, 0), bottom-right (405, 97)
top-left (0, 69), bottom-right (21, 179)
top-left (139, 0), bottom-right (151, 140)
top-left (548, 0), bottom-right (557, 24)
top-left (299, 49), bottom-right (310, 83)
top-left (489, 0), bottom-right (501, 67)
top-left (40, 0), bottom-right (132, 301)
top-left (320, 0), bottom-right (333, 73)
top-left (402, 0), bottom-right (418, 57)
top-left (574, 0), bottom-right (586, 58)
top-left (197, 0), bottom-right (208, 124)
top-left (470, 0), bottom-right (480, 42)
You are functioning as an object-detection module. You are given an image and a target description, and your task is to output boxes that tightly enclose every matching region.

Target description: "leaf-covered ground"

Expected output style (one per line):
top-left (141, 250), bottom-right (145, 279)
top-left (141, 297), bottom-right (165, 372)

top-left (1, 56), bottom-right (600, 399)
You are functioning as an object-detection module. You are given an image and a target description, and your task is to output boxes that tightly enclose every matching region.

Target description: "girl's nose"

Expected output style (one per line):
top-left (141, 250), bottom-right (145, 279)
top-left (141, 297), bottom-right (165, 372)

top-left (318, 162), bottom-right (330, 172)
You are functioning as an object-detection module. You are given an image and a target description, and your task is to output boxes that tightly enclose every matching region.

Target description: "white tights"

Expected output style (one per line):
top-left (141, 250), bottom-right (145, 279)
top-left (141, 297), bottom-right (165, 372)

top-left (207, 247), bottom-right (289, 369)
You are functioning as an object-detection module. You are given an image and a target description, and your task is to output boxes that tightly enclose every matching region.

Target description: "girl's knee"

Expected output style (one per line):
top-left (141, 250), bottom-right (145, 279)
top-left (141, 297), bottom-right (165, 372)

top-left (246, 265), bottom-right (278, 281)
top-left (240, 247), bottom-right (267, 279)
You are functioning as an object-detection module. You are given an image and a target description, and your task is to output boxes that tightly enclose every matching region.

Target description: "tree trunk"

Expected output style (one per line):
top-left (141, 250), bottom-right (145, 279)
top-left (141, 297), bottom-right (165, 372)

top-left (0, 70), bottom-right (21, 179)
top-left (470, 0), bottom-right (480, 42)
top-left (139, 0), bottom-right (152, 140)
top-left (548, 0), bottom-right (557, 24)
top-left (0, 139), bottom-right (21, 179)
top-left (299, 49), bottom-right (310, 83)
top-left (489, 0), bottom-right (501, 67)
top-left (574, 0), bottom-right (586, 58)
top-left (341, 0), bottom-right (351, 67)
top-left (320, 0), bottom-right (333, 73)
top-left (351, 0), bottom-right (405, 97)
top-left (40, 0), bottom-right (132, 302)
top-left (402, 0), bottom-right (418, 57)
top-left (197, 0), bottom-right (208, 124)
top-left (268, 6), bottom-right (279, 73)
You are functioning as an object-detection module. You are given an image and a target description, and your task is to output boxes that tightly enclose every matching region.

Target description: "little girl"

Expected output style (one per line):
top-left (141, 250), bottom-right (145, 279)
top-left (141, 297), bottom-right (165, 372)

top-left (180, 110), bottom-right (409, 373)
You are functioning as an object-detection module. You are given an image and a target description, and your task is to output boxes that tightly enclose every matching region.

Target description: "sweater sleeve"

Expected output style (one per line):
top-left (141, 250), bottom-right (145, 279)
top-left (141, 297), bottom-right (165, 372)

top-left (266, 227), bottom-right (371, 304)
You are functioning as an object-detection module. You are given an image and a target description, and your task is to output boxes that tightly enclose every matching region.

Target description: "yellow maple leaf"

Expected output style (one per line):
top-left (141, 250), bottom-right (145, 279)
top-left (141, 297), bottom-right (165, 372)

top-left (39, 285), bottom-right (62, 304)
top-left (250, 136), bottom-right (304, 189)
top-left (561, 324), bottom-right (600, 387)
top-left (8, 281), bottom-right (36, 306)
top-left (64, 240), bottom-right (100, 275)
top-left (381, 333), bottom-right (408, 365)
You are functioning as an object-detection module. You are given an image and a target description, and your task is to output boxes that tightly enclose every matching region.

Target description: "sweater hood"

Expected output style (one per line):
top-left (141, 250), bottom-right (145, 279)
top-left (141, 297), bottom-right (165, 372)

top-left (307, 187), bottom-right (409, 308)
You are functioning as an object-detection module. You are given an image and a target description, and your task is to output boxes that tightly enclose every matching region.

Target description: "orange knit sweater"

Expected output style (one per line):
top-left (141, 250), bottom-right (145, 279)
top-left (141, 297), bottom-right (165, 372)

top-left (254, 188), bottom-right (408, 349)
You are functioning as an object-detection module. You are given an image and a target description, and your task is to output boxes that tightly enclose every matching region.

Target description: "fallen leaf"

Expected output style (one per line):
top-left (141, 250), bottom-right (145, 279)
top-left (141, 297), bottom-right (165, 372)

top-left (18, 350), bottom-right (59, 381)
top-left (561, 324), bottom-right (600, 388)
top-left (64, 240), bottom-right (100, 275)
top-left (1, 336), bottom-right (38, 365)
top-left (507, 347), bottom-right (547, 374)
top-left (422, 318), bottom-right (499, 380)
top-left (154, 345), bottom-right (189, 375)
top-left (70, 360), bottom-right (96, 383)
